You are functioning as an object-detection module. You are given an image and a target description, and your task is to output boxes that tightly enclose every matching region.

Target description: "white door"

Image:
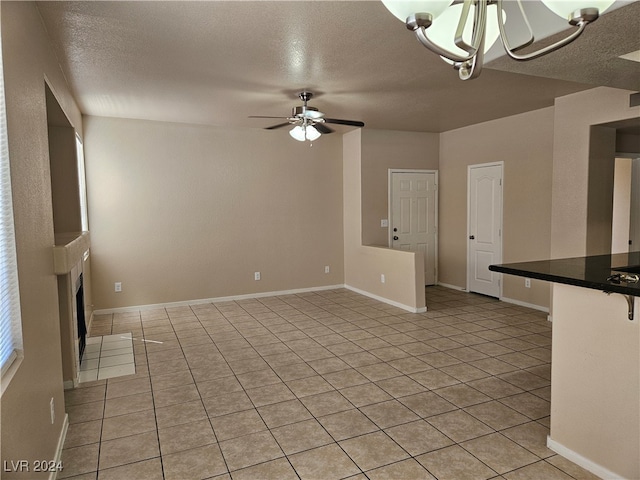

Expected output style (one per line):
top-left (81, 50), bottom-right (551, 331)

top-left (390, 171), bottom-right (437, 286)
top-left (468, 163), bottom-right (502, 297)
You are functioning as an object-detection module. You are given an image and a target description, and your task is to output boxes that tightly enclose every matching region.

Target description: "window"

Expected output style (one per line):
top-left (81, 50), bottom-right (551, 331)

top-left (0, 26), bottom-right (23, 392)
top-left (76, 135), bottom-right (88, 231)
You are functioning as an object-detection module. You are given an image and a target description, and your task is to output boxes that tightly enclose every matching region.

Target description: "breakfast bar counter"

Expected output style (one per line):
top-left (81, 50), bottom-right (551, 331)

top-left (490, 252), bottom-right (639, 479)
top-left (489, 251), bottom-right (640, 297)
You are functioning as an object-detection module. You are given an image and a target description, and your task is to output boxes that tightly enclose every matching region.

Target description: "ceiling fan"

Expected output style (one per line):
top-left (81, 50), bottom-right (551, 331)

top-left (249, 91), bottom-right (365, 142)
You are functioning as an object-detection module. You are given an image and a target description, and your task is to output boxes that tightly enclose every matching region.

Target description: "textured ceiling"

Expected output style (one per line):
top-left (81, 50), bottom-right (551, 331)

top-left (36, 1), bottom-right (640, 134)
top-left (487, 1), bottom-right (640, 91)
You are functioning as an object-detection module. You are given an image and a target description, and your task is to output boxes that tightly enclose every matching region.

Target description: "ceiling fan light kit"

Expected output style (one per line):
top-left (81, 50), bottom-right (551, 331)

top-left (249, 91), bottom-right (364, 142)
top-left (289, 124), bottom-right (322, 142)
top-left (381, 0), bottom-right (615, 80)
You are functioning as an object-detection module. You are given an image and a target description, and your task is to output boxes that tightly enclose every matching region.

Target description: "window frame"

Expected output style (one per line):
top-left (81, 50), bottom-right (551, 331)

top-left (0, 22), bottom-right (24, 395)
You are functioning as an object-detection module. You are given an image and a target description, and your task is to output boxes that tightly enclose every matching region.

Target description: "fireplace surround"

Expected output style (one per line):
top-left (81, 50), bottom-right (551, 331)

top-left (54, 231), bottom-right (90, 388)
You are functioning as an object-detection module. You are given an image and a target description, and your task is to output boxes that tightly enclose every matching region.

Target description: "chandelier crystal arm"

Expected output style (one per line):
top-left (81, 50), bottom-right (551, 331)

top-left (497, 0), bottom-right (595, 61)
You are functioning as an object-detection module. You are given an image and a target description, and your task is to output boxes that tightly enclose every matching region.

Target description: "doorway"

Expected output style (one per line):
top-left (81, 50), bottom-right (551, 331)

top-left (389, 170), bottom-right (438, 286)
top-left (467, 162), bottom-right (503, 297)
top-left (612, 156), bottom-right (640, 253)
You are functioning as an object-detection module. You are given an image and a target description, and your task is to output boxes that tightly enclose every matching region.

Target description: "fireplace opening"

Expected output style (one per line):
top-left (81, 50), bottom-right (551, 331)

top-left (76, 273), bottom-right (87, 363)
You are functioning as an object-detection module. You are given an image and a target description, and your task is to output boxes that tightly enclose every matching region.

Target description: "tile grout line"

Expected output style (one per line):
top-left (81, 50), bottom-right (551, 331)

top-left (67, 287), bottom-right (593, 480)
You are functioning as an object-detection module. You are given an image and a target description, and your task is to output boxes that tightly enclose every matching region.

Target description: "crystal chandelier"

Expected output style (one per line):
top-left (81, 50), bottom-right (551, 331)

top-left (381, 0), bottom-right (616, 80)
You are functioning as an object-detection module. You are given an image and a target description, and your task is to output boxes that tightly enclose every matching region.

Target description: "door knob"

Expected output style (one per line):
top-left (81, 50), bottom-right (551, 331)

top-left (393, 236), bottom-right (399, 241)
top-left (393, 227), bottom-right (398, 232)
top-left (469, 235), bottom-right (475, 240)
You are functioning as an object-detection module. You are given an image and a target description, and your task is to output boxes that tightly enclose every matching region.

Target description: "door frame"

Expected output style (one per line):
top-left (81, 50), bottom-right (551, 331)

top-left (466, 161), bottom-right (504, 297)
top-left (388, 169), bottom-right (439, 285)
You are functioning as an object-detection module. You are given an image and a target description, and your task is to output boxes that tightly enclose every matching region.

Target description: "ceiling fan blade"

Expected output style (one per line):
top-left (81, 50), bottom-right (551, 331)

top-left (313, 123), bottom-right (334, 134)
top-left (265, 122), bottom-right (292, 130)
top-left (324, 118), bottom-right (365, 127)
top-left (249, 115), bottom-right (289, 119)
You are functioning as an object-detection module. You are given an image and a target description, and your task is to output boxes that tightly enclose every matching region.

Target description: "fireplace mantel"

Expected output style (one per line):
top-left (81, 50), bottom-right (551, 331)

top-left (53, 231), bottom-right (90, 275)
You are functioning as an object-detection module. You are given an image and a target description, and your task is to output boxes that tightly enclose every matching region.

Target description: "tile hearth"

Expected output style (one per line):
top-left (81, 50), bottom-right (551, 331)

top-left (61, 287), bottom-right (598, 480)
top-left (79, 334), bottom-right (135, 383)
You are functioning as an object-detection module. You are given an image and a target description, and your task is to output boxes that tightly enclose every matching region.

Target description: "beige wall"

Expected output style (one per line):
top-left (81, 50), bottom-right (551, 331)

top-left (1, 2), bottom-right (83, 476)
top-left (616, 131), bottom-right (640, 155)
top-left (2, 6), bottom-right (635, 473)
top-left (551, 87), bottom-right (640, 259)
top-left (439, 107), bottom-right (555, 309)
top-left (544, 88), bottom-right (640, 477)
top-left (550, 284), bottom-right (639, 479)
top-left (84, 116), bottom-right (344, 310)
top-left (360, 129), bottom-right (439, 246)
top-left (48, 125), bottom-right (82, 234)
top-left (343, 130), bottom-right (425, 312)
top-left (586, 126), bottom-right (617, 256)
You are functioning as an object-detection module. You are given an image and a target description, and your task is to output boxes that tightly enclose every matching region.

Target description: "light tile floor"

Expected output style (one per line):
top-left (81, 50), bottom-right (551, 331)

top-left (61, 286), bottom-right (600, 480)
top-left (79, 334), bottom-right (136, 382)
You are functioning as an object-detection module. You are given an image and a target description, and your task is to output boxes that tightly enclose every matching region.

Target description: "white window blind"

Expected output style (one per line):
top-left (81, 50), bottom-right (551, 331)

top-left (0, 24), bottom-right (23, 381)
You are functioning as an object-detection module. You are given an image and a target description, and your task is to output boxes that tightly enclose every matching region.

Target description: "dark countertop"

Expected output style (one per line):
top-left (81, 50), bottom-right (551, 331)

top-left (489, 251), bottom-right (640, 297)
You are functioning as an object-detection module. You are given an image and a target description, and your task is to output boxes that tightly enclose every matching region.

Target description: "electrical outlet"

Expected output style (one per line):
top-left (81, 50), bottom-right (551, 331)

top-left (381, 274), bottom-right (386, 284)
top-left (254, 272), bottom-right (261, 281)
top-left (324, 266), bottom-right (330, 274)
top-left (525, 278), bottom-right (531, 288)
top-left (114, 282), bottom-right (122, 292)
top-left (50, 397), bottom-right (55, 424)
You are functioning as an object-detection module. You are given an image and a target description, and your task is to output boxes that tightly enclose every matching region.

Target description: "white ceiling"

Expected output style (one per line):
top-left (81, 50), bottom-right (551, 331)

top-left (36, 1), bottom-right (640, 134)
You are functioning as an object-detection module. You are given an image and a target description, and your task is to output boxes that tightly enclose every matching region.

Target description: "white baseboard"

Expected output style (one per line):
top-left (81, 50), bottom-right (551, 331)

top-left (500, 296), bottom-right (549, 313)
top-left (547, 435), bottom-right (627, 480)
top-left (436, 283), bottom-right (550, 314)
top-left (344, 285), bottom-right (427, 313)
top-left (436, 282), bottom-right (466, 292)
top-left (95, 283), bottom-right (428, 316)
top-left (50, 414), bottom-right (69, 480)
top-left (94, 284), bottom-right (346, 315)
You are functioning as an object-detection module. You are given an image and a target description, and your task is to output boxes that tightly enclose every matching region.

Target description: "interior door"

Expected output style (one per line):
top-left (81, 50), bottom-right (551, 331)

top-left (468, 163), bottom-right (502, 297)
top-left (390, 171), bottom-right (437, 285)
